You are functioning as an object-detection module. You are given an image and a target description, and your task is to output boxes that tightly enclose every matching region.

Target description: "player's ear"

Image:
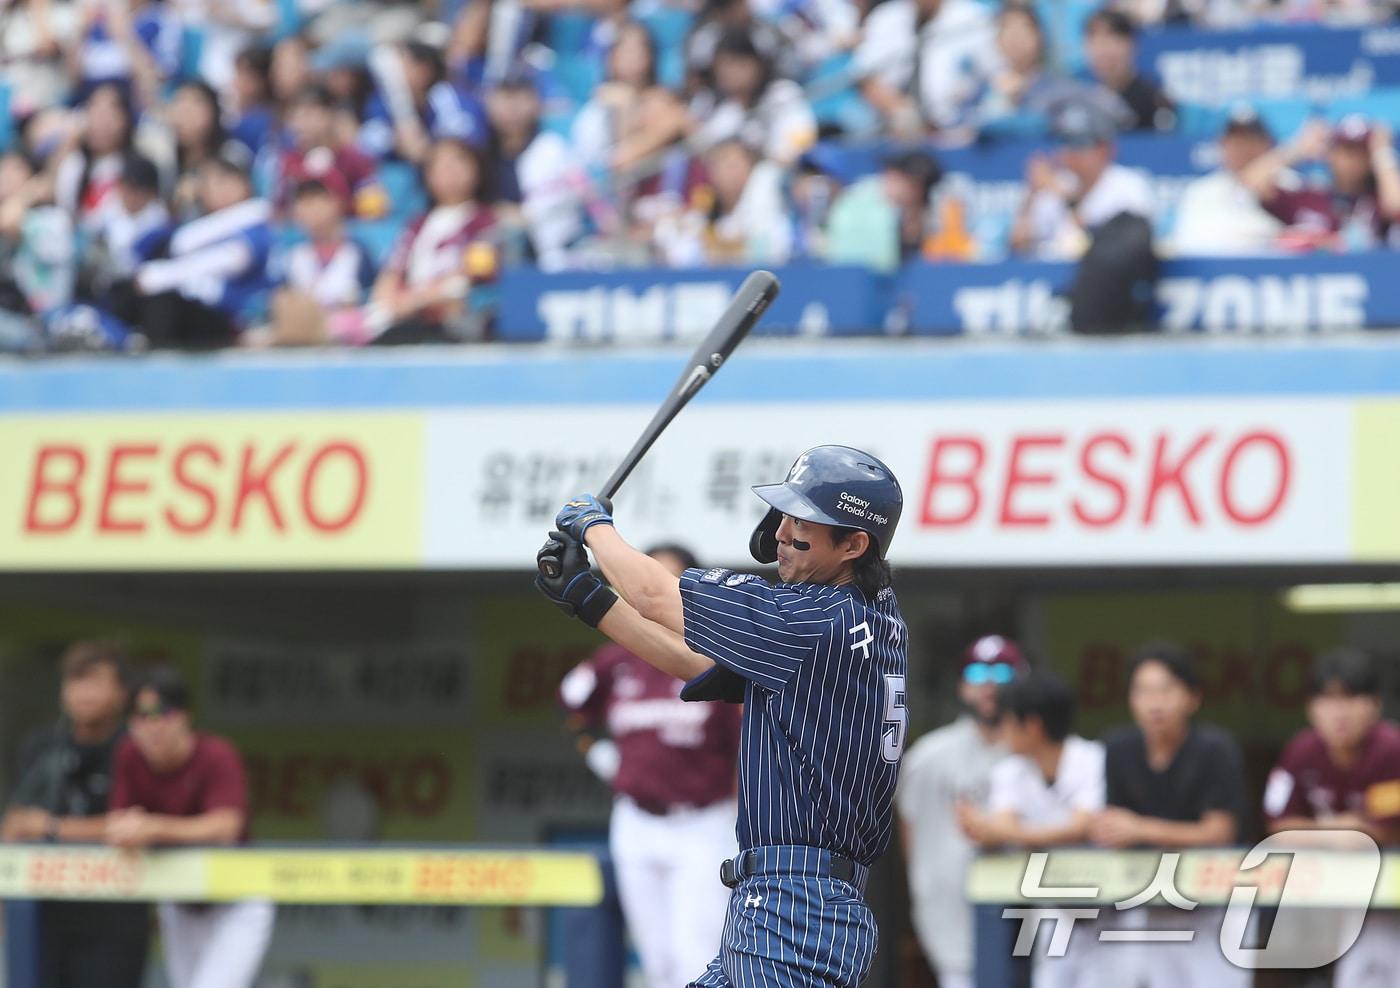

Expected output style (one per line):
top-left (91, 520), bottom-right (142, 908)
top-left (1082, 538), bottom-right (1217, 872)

top-left (840, 529), bottom-right (870, 562)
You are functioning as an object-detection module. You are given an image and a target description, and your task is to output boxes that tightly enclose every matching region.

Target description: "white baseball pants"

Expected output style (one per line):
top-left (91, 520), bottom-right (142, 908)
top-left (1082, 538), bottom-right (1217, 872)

top-left (611, 796), bottom-right (737, 988)
top-left (156, 900), bottom-right (275, 988)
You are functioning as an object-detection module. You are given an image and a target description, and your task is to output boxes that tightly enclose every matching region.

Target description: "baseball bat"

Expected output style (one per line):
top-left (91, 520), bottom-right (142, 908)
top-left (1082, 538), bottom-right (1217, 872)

top-left (538, 270), bottom-right (781, 578)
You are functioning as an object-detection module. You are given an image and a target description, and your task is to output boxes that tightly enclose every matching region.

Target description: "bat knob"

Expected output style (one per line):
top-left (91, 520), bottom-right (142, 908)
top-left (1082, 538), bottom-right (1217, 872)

top-left (539, 557), bottom-right (562, 579)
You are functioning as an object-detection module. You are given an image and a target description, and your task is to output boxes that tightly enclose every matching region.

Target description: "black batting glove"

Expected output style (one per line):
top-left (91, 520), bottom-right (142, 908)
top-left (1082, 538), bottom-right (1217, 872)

top-left (535, 531), bottom-right (618, 628)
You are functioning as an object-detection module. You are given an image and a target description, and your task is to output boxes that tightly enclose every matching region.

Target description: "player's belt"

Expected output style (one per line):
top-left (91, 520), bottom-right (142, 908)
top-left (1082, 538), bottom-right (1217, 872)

top-left (720, 845), bottom-right (868, 895)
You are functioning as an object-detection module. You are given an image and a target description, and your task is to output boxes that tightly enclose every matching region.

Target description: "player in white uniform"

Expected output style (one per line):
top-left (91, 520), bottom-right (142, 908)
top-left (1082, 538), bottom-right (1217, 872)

top-left (898, 635), bottom-right (1028, 988)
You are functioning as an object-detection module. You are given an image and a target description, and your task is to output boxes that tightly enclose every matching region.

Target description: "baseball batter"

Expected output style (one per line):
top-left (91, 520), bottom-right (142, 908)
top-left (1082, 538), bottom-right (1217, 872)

top-left (558, 545), bottom-right (742, 988)
top-left (536, 445), bottom-right (908, 987)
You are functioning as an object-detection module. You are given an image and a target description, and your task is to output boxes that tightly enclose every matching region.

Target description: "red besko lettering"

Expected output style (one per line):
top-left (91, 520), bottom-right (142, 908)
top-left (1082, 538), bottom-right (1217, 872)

top-left (98, 443), bottom-right (158, 534)
top-left (1071, 433), bottom-right (1131, 527)
top-left (232, 442), bottom-right (297, 532)
top-left (1218, 431), bottom-right (1290, 525)
top-left (165, 442), bottom-right (222, 533)
top-left (25, 445), bottom-right (86, 532)
top-left (1142, 433), bottom-right (1213, 526)
top-left (920, 436), bottom-right (984, 526)
top-left (999, 435), bottom-right (1062, 527)
top-left (916, 427), bottom-right (1296, 534)
top-left (301, 442), bottom-right (368, 533)
top-left (18, 438), bottom-right (372, 539)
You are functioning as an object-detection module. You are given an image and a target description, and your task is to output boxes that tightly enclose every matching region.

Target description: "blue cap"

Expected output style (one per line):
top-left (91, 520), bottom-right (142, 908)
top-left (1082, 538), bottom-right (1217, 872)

top-left (749, 445), bottom-right (903, 563)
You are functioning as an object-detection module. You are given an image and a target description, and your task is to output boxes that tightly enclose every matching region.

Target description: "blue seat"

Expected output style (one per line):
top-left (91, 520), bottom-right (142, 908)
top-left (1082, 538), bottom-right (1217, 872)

top-left (1328, 88), bottom-right (1400, 128)
top-left (349, 218), bottom-right (405, 266)
top-left (638, 8), bottom-right (692, 55)
top-left (548, 14), bottom-right (597, 56)
top-left (179, 25), bottom-right (204, 84)
top-left (0, 81), bottom-right (11, 150)
top-left (377, 161), bottom-right (427, 221)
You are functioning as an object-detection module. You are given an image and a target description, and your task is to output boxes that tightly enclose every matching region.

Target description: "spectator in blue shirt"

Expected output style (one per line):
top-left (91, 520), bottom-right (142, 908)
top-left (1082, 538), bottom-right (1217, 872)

top-left (72, 0), bottom-right (180, 107)
top-left (360, 42), bottom-right (488, 164)
top-left (131, 152), bottom-right (275, 348)
top-left (227, 45), bottom-right (278, 157)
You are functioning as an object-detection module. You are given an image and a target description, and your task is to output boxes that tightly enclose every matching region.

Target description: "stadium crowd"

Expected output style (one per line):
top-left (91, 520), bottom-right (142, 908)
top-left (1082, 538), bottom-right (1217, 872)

top-left (0, 0), bottom-right (1397, 349)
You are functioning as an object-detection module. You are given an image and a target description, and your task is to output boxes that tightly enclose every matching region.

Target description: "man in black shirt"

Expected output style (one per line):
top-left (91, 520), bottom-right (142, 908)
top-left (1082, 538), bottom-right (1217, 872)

top-left (2, 642), bottom-right (149, 988)
top-left (1083, 8), bottom-right (1175, 133)
top-left (1089, 641), bottom-right (1247, 988)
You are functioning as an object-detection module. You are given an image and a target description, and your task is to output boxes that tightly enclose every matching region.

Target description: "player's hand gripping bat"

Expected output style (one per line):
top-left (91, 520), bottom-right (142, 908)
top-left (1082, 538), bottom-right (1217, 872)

top-left (537, 270), bottom-right (782, 579)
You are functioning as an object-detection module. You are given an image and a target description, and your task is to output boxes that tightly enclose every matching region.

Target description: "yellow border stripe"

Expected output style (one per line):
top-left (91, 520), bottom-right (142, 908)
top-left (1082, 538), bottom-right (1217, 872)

top-left (0, 846), bottom-right (602, 907)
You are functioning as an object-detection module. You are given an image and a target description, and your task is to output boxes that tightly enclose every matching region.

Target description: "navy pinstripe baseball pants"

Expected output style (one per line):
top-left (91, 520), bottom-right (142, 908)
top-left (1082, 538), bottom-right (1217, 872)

top-left (687, 847), bottom-right (878, 987)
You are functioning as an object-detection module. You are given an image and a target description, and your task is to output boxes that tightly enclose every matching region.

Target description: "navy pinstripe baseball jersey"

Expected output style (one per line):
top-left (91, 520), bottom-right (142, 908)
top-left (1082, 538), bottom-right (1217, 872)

top-left (678, 567), bottom-right (909, 866)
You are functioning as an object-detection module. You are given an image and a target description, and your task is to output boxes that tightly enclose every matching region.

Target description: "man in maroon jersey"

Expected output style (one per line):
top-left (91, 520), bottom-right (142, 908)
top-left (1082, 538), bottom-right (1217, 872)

top-left (559, 544), bottom-right (741, 988)
top-left (107, 666), bottom-right (274, 988)
top-left (1263, 647), bottom-right (1400, 986)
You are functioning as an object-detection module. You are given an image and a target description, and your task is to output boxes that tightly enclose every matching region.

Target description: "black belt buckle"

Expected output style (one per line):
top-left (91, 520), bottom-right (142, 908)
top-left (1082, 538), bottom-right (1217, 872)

top-left (720, 857), bottom-right (738, 889)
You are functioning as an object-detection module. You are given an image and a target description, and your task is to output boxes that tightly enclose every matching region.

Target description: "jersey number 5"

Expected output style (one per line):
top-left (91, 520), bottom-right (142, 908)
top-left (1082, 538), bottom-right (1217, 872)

top-left (881, 674), bottom-right (907, 764)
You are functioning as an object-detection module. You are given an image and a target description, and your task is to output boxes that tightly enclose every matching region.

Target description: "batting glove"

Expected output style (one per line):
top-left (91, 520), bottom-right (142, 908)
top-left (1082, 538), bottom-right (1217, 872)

top-left (555, 494), bottom-right (614, 543)
top-left (535, 531), bottom-right (618, 628)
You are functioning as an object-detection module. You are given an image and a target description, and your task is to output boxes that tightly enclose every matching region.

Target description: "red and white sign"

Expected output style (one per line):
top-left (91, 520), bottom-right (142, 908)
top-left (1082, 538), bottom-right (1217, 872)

top-left (423, 398), bottom-right (1351, 568)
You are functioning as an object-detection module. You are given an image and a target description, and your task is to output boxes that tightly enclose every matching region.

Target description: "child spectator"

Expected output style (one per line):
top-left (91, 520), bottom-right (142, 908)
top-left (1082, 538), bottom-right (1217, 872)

top-left (1090, 642), bottom-right (1249, 988)
top-left (368, 137), bottom-right (498, 344)
top-left (854, 0), bottom-right (999, 137)
top-left (360, 42), bottom-right (488, 164)
top-left (654, 138), bottom-right (792, 267)
top-left (79, 152), bottom-right (171, 329)
top-left (131, 152), bottom-right (274, 348)
top-left (898, 636), bottom-right (1027, 988)
top-left (957, 671), bottom-right (1105, 988)
top-left (88, 153), bottom-right (171, 280)
top-left (54, 82), bottom-right (135, 227)
top-left (1264, 648), bottom-right (1400, 985)
top-left (1082, 8), bottom-right (1175, 132)
top-left (277, 84), bottom-right (382, 219)
top-left (107, 665), bottom-right (273, 988)
top-left (259, 180), bottom-right (377, 346)
top-left (2, 642), bottom-right (148, 988)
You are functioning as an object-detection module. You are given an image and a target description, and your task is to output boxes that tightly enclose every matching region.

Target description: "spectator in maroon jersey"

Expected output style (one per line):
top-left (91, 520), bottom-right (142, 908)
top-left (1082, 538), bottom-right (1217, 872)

top-left (1243, 115), bottom-right (1400, 251)
top-left (1263, 647), bottom-right (1400, 985)
top-left (367, 137), bottom-right (498, 344)
top-left (276, 83), bottom-right (383, 220)
top-left (559, 544), bottom-right (741, 988)
top-left (107, 666), bottom-right (273, 988)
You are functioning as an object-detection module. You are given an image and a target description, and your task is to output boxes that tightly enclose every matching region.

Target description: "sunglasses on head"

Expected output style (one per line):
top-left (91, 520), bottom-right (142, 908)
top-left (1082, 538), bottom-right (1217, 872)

top-left (963, 663), bottom-right (1016, 685)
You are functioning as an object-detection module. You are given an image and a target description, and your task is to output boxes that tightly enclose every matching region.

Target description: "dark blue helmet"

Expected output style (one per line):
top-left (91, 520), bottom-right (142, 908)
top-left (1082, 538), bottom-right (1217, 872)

top-left (749, 445), bottom-right (903, 564)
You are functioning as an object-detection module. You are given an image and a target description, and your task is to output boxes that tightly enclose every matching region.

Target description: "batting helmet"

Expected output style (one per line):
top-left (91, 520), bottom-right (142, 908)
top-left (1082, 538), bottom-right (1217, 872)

top-left (749, 445), bottom-right (903, 564)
